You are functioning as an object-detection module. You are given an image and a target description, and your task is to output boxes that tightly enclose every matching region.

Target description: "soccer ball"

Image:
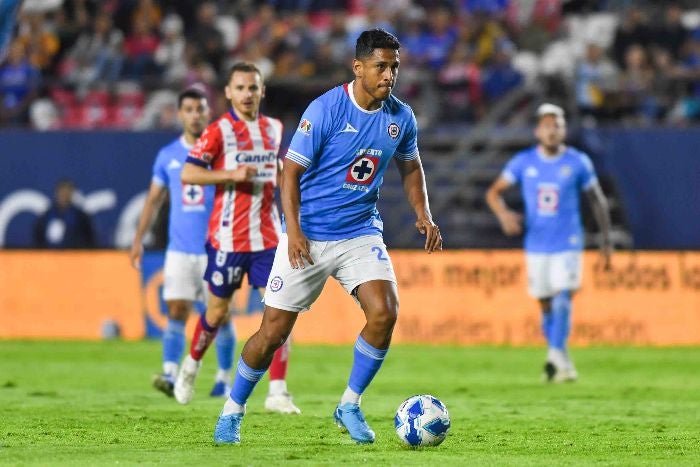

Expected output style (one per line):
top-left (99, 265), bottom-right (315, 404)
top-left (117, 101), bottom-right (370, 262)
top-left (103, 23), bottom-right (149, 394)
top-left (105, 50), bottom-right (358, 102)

top-left (394, 394), bottom-right (451, 447)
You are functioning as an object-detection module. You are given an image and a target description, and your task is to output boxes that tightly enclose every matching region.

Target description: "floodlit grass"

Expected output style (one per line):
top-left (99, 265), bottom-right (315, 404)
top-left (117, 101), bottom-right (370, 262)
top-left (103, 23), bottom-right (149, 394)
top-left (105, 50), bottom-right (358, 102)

top-left (1, 341), bottom-right (699, 465)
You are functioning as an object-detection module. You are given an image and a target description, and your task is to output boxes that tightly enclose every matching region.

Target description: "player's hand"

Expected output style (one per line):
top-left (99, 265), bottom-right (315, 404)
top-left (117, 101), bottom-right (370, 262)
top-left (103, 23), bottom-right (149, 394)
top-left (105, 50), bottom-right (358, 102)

top-left (230, 165), bottom-right (257, 182)
top-left (415, 218), bottom-right (443, 253)
top-left (287, 230), bottom-right (314, 269)
top-left (129, 242), bottom-right (143, 270)
top-left (498, 210), bottom-right (523, 236)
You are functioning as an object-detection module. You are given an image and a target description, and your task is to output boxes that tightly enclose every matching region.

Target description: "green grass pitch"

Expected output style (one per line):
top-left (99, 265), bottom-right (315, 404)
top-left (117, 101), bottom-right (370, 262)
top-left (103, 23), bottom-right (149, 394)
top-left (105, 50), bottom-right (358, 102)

top-left (1, 341), bottom-right (699, 465)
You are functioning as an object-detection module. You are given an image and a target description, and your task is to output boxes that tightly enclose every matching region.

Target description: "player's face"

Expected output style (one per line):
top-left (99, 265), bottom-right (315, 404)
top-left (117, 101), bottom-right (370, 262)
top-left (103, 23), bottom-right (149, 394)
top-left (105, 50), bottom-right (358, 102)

top-left (535, 115), bottom-right (566, 150)
top-left (178, 97), bottom-right (209, 138)
top-left (225, 71), bottom-right (265, 120)
top-left (354, 48), bottom-right (400, 102)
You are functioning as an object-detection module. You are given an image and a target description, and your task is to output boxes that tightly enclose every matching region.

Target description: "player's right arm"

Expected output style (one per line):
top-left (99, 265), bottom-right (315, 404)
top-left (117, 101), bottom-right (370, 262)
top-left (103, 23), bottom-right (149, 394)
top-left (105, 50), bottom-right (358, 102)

top-left (485, 175), bottom-right (523, 237)
top-left (280, 160), bottom-right (313, 269)
top-left (281, 99), bottom-right (330, 269)
top-left (130, 181), bottom-right (167, 269)
top-left (182, 122), bottom-right (257, 185)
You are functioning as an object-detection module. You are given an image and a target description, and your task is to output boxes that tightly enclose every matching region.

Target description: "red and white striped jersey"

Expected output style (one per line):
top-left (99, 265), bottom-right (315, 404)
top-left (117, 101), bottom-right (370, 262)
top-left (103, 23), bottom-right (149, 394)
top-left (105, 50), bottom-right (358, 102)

top-left (187, 110), bottom-right (283, 252)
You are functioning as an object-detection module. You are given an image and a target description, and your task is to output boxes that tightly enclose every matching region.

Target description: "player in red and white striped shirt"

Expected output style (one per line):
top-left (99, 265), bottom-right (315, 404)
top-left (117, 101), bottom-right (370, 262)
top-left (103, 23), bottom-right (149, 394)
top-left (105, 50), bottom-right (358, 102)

top-left (174, 63), bottom-right (299, 414)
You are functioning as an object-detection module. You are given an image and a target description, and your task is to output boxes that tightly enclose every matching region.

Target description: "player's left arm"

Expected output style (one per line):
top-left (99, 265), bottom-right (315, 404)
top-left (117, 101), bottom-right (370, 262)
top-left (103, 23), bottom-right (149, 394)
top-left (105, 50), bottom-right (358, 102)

top-left (585, 182), bottom-right (612, 269)
top-left (395, 157), bottom-right (442, 253)
top-left (579, 149), bottom-right (612, 272)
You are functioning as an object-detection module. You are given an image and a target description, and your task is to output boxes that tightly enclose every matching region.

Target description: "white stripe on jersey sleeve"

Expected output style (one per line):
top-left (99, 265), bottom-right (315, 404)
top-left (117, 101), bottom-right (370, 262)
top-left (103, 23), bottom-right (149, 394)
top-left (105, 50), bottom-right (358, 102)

top-left (152, 175), bottom-right (166, 186)
top-left (393, 149), bottom-right (419, 161)
top-left (501, 170), bottom-right (516, 184)
top-left (286, 149), bottom-right (312, 167)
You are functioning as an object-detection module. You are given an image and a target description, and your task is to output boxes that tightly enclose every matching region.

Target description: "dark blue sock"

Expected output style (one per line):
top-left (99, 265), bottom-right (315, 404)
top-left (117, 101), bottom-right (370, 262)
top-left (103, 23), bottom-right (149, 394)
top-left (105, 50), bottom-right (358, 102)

top-left (228, 357), bottom-right (266, 405)
top-left (550, 291), bottom-right (572, 350)
top-left (216, 321), bottom-right (236, 373)
top-left (162, 319), bottom-right (185, 368)
top-left (348, 335), bottom-right (388, 395)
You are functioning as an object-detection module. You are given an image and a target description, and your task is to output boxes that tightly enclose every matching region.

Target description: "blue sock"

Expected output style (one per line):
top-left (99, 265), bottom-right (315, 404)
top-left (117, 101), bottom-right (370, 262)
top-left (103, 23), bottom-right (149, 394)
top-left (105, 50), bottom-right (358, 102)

top-left (541, 309), bottom-right (554, 346)
top-left (228, 357), bottom-right (266, 405)
top-left (216, 321), bottom-right (236, 373)
top-left (348, 335), bottom-right (388, 395)
top-left (550, 291), bottom-right (572, 350)
top-left (162, 318), bottom-right (185, 370)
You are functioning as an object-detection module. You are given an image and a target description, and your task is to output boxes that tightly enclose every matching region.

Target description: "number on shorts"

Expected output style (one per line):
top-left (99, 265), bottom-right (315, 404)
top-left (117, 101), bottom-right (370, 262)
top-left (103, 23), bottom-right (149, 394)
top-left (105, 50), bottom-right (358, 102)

top-left (371, 246), bottom-right (388, 261)
top-left (227, 266), bottom-right (242, 284)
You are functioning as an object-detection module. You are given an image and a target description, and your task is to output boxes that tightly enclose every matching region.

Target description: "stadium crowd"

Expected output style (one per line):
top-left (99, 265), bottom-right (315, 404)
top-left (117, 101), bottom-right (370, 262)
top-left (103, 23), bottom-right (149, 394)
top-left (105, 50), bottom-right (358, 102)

top-left (1, 0), bottom-right (699, 130)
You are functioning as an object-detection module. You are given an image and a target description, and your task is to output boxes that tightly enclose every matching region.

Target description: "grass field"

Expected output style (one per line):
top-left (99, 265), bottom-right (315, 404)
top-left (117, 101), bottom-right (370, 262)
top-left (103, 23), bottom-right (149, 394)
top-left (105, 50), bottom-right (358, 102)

top-left (1, 341), bottom-right (699, 466)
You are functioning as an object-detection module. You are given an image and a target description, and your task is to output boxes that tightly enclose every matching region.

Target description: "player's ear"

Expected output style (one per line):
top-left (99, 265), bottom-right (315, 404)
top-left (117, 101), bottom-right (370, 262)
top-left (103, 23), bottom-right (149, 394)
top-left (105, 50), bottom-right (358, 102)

top-left (261, 84), bottom-right (266, 99)
top-left (224, 84), bottom-right (232, 100)
top-left (352, 58), bottom-right (363, 78)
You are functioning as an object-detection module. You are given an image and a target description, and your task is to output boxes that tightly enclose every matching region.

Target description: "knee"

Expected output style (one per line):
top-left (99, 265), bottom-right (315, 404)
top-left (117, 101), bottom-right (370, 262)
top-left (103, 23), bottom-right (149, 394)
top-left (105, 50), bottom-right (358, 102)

top-left (366, 301), bottom-right (398, 332)
top-left (258, 326), bottom-right (290, 354)
top-left (206, 300), bottom-right (230, 325)
top-left (168, 302), bottom-right (191, 321)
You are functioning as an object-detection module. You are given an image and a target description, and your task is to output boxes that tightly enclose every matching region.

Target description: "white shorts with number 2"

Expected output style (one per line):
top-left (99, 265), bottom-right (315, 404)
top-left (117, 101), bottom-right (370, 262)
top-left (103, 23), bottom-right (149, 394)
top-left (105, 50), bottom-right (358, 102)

top-left (264, 234), bottom-right (397, 312)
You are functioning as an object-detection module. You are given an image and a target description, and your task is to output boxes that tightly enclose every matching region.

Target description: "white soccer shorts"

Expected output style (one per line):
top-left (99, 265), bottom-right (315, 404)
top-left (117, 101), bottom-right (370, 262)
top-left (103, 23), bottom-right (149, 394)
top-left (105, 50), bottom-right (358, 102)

top-left (162, 250), bottom-right (208, 302)
top-left (263, 234), bottom-right (397, 312)
top-left (525, 250), bottom-right (582, 299)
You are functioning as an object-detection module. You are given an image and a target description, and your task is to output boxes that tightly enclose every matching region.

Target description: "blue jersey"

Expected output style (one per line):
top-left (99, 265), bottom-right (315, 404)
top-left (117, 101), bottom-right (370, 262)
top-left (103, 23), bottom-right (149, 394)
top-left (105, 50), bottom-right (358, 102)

top-left (285, 82), bottom-right (419, 240)
top-left (152, 136), bottom-right (214, 254)
top-left (501, 146), bottom-right (598, 253)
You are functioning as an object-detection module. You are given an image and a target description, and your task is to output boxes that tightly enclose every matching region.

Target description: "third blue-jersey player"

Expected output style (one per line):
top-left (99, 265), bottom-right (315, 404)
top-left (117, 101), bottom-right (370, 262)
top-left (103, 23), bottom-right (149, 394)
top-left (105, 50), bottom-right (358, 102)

top-left (486, 103), bottom-right (612, 382)
top-left (130, 89), bottom-right (235, 398)
top-left (212, 29), bottom-right (443, 445)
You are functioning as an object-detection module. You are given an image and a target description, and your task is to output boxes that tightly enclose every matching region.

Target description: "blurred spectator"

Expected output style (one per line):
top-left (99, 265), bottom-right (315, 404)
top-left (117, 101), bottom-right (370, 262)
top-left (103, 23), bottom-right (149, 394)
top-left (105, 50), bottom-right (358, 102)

top-left (575, 42), bottom-right (618, 121)
top-left (63, 12), bottom-right (123, 91)
top-left (190, 2), bottom-right (226, 73)
top-left (653, 3), bottom-right (688, 61)
top-left (231, 39), bottom-right (274, 81)
top-left (131, 0), bottom-right (161, 34)
top-left (618, 44), bottom-right (654, 123)
top-left (16, 12), bottom-right (60, 72)
top-left (481, 39), bottom-right (523, 101)
top-left (437, 43), bottom-right (483, 121)
top-left (154, 14), bottom-right (186, 85)
top-left (123, 17), bottom-right (159, 80)
top-left (0, 41), bottom-right (41, 125)
top-left (33, 179), bottom-right (96, 249)
top-left (422, 7), bottom-right (457, 70)
top-left (0, 0), bottom-right (23, 63)
top-left (611, 7), bottom-right (651, 68)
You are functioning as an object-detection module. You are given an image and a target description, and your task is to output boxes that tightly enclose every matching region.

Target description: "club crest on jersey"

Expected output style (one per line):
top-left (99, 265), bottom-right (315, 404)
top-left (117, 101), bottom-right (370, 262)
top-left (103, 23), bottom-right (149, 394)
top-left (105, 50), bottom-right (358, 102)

top-left (298, 119), bottom-right (312, 135)
top-left (388, 122), bottom-right (400, 139)
top-left (182, 184), bottom-right (205, 209)
top-left (201, 152), bottom-right (213, 163)
top-left (345, 155), bottom-right (379, 185)
top-left (270, 276), bottom-right (283, 292)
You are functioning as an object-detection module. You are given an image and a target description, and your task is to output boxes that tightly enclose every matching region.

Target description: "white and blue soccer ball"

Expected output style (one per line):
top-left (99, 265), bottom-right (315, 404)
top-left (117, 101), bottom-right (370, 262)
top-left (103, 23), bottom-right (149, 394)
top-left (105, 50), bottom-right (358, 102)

top-left (394, 394), bottom-right (451, 447)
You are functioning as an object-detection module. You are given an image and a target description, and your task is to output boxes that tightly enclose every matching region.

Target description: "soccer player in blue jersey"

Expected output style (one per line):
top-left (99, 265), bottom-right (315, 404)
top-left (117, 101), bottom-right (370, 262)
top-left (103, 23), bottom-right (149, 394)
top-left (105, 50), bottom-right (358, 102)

top-left (130, 89), bottom-right (236, 398)
top-left (212, 29), bottom-right (443, 445)
top-left (486, 103), bottom-right (612, 382)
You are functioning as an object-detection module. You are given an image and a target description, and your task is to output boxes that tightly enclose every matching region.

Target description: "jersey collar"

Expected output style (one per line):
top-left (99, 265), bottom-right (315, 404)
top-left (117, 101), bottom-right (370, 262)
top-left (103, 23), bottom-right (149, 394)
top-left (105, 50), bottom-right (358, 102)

top-left (536, 145), bottom-right (567, 163)
top-left (347, 81), bottom-right (383, 115)
top-left (179, 135), bottom-right (194, 149)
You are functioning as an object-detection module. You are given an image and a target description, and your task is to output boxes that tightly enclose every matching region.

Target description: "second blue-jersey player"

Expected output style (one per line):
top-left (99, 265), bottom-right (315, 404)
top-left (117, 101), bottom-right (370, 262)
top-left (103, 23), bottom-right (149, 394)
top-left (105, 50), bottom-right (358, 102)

top-left (486, 103), bottom-right (612, 383)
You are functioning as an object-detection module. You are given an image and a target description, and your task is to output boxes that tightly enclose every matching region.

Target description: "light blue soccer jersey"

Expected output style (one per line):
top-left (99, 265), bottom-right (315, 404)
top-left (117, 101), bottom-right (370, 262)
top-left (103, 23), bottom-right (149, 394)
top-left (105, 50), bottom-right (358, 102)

top-left (285, 81), bottom-right (419, 240)
top-left (501, 146), bottom-right (598, 253)
top-left (152, 136), bottom-right (214, 254)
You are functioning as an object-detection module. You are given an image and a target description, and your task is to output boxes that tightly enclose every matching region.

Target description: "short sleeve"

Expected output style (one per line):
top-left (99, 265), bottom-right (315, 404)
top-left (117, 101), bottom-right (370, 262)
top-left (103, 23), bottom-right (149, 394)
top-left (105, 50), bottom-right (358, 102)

top-left (393, 110), bottom-right (418, 161)
top-left (578, 153), bottom-right (599, 190)
top-left (152, 149), bottom-right (167, 186)
top-left (501, 154), bottom-right (523, 185)
top-left (188, 123), bottom-right (222, 168)
top-left (285, 99), bottom-right (330, 168)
